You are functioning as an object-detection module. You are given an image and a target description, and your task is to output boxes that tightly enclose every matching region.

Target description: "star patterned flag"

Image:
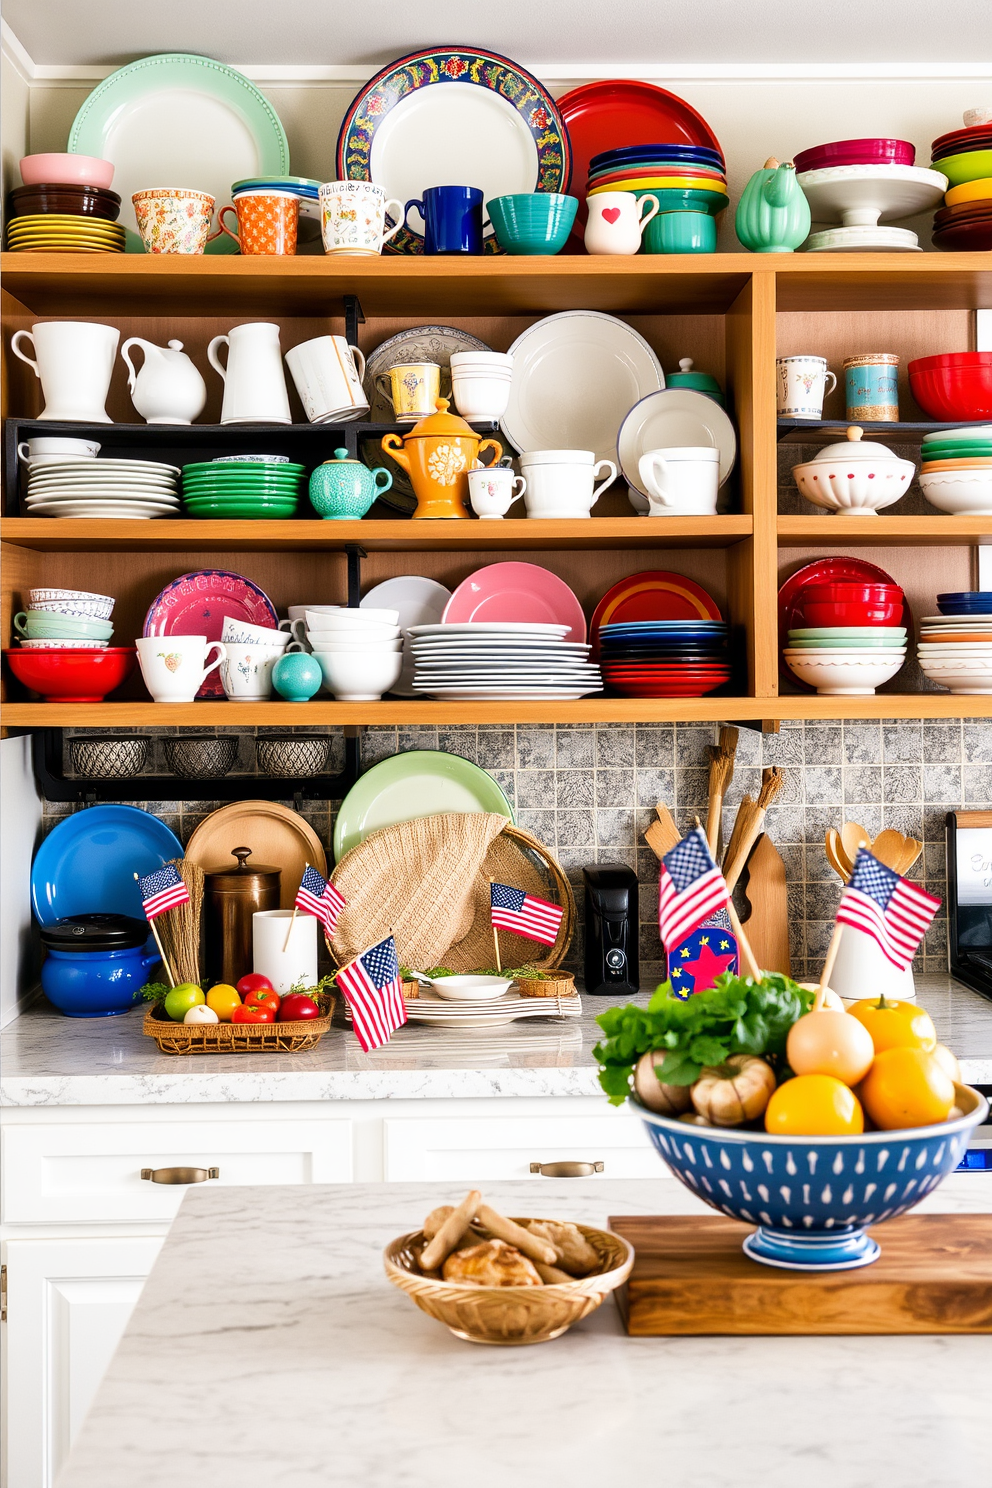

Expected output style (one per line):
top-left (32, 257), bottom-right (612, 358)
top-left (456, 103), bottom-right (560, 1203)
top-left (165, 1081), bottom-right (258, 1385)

top-left (667, 909), bottom-right (739, 1000)
top-left (658, 825), bottom-right (731, 953)
top-left (490, 882), bottom-right (564, 946)
top-left (138, 864), bottom-right (190, 922)
top-left (335, 934), bottom-right (406, 1052)
top-left (836, 847), bottom-right (940, 971)
top-left (295, 864), bottom-right (346, 937)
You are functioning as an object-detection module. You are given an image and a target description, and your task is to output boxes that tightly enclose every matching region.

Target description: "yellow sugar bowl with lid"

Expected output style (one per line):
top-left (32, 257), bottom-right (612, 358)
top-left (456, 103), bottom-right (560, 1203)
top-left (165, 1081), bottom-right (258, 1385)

top-left (381, 398), bottom-right (502, 519)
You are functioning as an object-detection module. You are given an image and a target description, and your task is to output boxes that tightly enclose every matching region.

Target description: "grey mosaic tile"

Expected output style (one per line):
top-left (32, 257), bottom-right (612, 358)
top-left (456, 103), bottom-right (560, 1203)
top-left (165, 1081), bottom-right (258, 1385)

top-left (516, 727), bottom-right (555, 771)
top-left (595, 726), bottom-right (635, 769)
top-left (634, 727), bottom-right (675, 767)
top-left (595, 769), bottom-right (634, 808)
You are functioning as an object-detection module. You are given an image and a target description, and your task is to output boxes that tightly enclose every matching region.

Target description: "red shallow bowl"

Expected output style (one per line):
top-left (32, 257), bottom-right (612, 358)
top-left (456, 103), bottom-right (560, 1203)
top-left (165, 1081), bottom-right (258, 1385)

top-left (909, 353), bottom-right (992, 421)
top-left (793, 138), bottom-right (916, 172)
top-left (4, 646), bottom-right (135, 702)
top-left (801, 599), bottom-right (904, 627)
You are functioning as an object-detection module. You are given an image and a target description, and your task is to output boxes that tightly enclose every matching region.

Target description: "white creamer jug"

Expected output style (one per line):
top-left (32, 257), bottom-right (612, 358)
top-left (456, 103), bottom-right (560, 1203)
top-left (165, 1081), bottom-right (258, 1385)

top-left (121, 338), bottom-right (207, 425)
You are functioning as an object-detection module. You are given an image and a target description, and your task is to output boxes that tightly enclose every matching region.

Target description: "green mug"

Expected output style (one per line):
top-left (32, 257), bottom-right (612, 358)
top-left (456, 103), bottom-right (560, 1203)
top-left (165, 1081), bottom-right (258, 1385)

top-left (647, 210), bottom-right (717, 254)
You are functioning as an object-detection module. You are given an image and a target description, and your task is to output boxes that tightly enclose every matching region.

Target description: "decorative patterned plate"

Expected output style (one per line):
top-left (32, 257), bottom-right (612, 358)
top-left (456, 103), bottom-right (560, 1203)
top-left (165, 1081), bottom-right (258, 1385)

top-left (142, 569), bottom-right (278, 698)
top-left (336, 47), bottom-right (569, 255)
top-left (363, 325), bottom-right (493, 422)
top-left (68, 53), bottom-right (290, 255)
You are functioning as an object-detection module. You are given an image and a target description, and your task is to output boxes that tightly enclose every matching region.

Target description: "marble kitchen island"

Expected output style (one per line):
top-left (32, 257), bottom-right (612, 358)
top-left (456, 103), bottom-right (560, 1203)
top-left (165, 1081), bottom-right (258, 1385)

top-left (56, 1177), bottom-right (992, 1488)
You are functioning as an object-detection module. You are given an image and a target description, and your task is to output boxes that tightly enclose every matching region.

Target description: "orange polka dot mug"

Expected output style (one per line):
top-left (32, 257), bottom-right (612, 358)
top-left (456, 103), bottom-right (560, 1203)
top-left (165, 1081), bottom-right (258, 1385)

top-left (218, 190), bottom-right (299, 256)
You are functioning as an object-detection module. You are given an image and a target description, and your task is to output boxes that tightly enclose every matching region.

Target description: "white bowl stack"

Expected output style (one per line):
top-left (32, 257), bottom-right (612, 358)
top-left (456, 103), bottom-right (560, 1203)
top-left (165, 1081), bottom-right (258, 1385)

top-left (918, 602), bottom-right (992, 694)
top-left (307, 607), bottom-right (403, 700)
top-left (449, 351), bottom-right (514, 423)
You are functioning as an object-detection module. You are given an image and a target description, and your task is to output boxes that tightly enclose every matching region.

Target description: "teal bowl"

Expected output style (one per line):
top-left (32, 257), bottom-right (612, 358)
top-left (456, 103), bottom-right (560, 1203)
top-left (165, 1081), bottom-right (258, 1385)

top-left (487, 193), bottom-right (579, 255)
top-left (635, 188), bottom-right (727, 254)
top-left (645, 209), bottom-right (717, 254)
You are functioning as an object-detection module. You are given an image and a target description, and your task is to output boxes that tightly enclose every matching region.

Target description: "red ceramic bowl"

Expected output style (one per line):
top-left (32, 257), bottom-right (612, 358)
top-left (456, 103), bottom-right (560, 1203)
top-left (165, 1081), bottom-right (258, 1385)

top-left (909, 352), bottom-right (992, 421)
top-left (4, 647), bottom-right (135, 702)
top-left (798, 581), bottom-right (902, 600)
top-left (800, 599), bottom-right (904, 627)
top-left (793, 138), bottom-right (916, 173)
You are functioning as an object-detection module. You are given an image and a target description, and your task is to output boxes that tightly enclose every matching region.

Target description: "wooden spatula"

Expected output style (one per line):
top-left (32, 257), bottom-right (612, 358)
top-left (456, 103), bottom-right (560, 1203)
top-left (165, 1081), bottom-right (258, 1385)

top-left (644, 803), bottom-right (680, 860)
top-left (871, 829), bottom-right (907, 871)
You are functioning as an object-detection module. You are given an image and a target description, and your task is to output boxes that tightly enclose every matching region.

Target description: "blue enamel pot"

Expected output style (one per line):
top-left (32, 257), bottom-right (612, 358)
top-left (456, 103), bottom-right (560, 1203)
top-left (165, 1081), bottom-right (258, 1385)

top-left (39, 914), bottom-right (160, 1017)
top-left (633, 1087), bottom-right (987, 1270)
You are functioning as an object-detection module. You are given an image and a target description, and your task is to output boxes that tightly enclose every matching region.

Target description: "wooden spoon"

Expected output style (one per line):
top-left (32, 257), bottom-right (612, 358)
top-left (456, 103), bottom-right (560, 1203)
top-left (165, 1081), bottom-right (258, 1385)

top-left (894, 837), bottom-right (923, 876)
top-left (841, 820), bottom-right (870, 868)
top-left (870, 829), bottom-right (907, 871)
top-left (824, 829), bottom-right (849, 882)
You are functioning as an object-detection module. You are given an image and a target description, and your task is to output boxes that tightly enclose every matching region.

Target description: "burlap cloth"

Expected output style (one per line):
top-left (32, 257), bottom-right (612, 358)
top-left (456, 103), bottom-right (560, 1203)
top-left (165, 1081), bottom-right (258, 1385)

top-left (329, 812), bottom-right (571, 972)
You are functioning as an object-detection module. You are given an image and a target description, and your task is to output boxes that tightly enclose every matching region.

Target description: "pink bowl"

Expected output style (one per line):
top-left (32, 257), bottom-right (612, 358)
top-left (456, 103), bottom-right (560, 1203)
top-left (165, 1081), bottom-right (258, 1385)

top-left (4, 647), bottom-right (135, 702)
top-left (19, 153), bottom-right (115, 190)
top-left (909, 352), bottom-right (992, 421)
top-left (793, 138), bottom-right (916, 173)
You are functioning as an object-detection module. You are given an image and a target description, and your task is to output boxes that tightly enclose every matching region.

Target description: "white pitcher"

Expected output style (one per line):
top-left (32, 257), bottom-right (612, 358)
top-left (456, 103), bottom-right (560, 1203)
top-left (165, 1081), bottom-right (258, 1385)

top-left (207, 323), bottom-right (291, 425)
top-left (120, 337), bottom-right (207, 425)
top-left (11, 321), bottom-right (119, 423)
top-left (828, 923), bottom-right (917, 1004)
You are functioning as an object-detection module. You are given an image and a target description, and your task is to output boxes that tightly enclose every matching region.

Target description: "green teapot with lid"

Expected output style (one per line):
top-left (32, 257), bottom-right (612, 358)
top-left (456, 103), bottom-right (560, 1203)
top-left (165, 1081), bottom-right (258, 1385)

top-left (308, 448), bottom-right (393, 520)
top-left (735, 158), bottom-right (811, 253)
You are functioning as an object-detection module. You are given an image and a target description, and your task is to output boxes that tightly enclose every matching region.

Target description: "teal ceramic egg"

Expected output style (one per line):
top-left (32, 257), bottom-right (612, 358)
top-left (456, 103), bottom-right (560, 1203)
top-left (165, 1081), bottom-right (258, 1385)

top-left (309, 449), bottom-right (392, 520)
top-left (271, 652), bottom-right (322, 701)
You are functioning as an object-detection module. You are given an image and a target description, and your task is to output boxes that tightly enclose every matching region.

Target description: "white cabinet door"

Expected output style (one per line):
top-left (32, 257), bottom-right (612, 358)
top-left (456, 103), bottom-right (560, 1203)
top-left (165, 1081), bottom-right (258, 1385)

top-left (383, 1112), bottom-right (659, 1181)
top-left (3, 1235), bottom-right (163, 1488)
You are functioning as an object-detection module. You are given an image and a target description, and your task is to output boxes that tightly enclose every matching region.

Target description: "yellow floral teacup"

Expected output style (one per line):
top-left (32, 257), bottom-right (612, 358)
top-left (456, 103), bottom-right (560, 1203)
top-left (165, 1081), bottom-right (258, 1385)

top-left (374, 362), bottom-right (441, 424)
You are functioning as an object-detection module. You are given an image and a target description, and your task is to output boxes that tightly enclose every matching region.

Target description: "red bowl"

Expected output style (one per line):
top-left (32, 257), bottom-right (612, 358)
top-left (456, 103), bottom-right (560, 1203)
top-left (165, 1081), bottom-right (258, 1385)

top-left (4, 647), bottom-right (135, 702)
top-left (909, 352), bottom-right (992, 421)
top-left (801, 599), bottom-right (904, 627)
top-left (797, 582), bottom-right (903, 601)
top-left (794, 138), bottom-right (916, 172)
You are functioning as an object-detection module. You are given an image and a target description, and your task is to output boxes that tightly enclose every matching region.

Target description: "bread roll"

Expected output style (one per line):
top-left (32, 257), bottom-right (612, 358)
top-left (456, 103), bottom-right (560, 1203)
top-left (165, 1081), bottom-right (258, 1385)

top-left (524, 1219), bottom-right (599, 1276)
top-left (442, 1239), bottom-right (542, 1287)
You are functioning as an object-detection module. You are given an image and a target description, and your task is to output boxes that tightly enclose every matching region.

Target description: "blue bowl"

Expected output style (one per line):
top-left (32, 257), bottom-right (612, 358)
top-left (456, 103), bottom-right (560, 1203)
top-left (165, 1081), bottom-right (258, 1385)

top-left (487, 193), bottom-right (578, 255)
top-left (590, 143), bottom-right (724, 171)
top-left (633, 1087), bottom-right (987, 1270)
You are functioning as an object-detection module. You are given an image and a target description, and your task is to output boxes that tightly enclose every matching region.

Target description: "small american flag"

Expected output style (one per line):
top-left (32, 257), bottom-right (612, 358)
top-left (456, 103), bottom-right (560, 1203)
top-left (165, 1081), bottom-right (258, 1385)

top-left (295, 864), bottom-right (346, 937)
top-left (138, 864), bottom-right (190, 922)
top-left (658, 826), bottom-right (730, 952)
top-left (490, 882), bottom-right (564, 946)
top-left (836, 847), bottom-right (940, 971)
top-left (335, 934), bottom-right (406, 1052)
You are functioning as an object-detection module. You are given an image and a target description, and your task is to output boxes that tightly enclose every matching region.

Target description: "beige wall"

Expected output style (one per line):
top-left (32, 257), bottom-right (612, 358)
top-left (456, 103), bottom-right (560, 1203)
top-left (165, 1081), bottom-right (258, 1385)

top-left (0, 44), bottom-right (30, 222)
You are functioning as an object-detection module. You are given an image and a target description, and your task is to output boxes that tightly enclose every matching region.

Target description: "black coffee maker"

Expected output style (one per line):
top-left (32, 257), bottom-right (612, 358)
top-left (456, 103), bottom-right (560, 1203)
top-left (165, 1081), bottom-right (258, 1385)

top-left (582, 864), bottom-right (639, 996)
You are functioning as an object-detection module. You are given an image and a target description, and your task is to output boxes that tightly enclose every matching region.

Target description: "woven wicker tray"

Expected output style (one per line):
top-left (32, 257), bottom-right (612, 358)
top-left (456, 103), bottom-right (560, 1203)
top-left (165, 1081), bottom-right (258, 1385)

top-left (143, 999), bottom-right (335, 1055)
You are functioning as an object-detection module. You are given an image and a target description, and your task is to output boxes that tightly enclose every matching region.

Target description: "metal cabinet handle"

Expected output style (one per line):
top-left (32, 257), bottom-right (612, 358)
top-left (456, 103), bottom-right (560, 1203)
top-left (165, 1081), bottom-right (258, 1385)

top-left (529, 1161), bottom-right (604, 1178)
top-left (140, 1166), bottom-right (220, 1185)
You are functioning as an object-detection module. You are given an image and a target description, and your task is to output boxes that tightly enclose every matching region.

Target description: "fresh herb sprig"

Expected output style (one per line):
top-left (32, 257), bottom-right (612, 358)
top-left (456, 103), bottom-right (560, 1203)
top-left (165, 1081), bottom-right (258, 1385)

top-left (593, 972), bottom-right (814, 1105)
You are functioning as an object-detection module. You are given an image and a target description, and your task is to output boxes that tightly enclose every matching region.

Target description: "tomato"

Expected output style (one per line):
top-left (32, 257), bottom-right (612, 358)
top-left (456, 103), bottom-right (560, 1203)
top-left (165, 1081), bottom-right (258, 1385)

top-left (764, 1074), bottom-right (864, 1136)
top-left (206, 983), bottom-right (241, 1022)
top-left (237, 973), bottom-right (274, 998)
top-left (278, 993), bottom-right (320, 1023)
top-left (848, 996), bottom-right (936, 1055)
top-left (231, 1004), bottom-right (276, 1025)
top-left (244, 988), bottom-right (281, 1013)
top-left (859, 1047), bottom-right (955, 1130)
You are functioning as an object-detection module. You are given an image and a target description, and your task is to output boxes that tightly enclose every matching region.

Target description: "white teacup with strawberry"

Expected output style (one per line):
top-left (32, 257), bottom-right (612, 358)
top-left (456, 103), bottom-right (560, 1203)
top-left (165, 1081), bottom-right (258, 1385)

top-left (135, 635), bottom-right (226, 702)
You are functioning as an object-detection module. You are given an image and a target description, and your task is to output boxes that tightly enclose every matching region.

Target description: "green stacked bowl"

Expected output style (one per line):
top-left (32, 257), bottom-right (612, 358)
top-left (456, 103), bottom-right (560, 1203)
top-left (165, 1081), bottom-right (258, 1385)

top-left (487, 193), bottom-right (578, 255)
top-left (636, 187), bottom-right (728, 254)
top-left (181, 459), bottom-right (307, 519)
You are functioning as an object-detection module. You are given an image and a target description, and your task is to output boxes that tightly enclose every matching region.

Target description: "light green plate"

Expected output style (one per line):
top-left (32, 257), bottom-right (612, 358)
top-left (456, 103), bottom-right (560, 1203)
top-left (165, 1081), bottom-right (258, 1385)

top-left (183, 480), bottom-right (304, 495)
top-left (922, 426), bottom-right (992, 446)
top-left (333, 749), bottom-right (515, 861)
top-left (933, 149), bottom-right (992, 187)
top-left (786, 637), bottom-right (906, 649)
top-left (788, 626), bottom-right (907, 639)
top-left (184, 461), bottom-right (307, 475)
top-left (68, 53), bottom-right (290, 255)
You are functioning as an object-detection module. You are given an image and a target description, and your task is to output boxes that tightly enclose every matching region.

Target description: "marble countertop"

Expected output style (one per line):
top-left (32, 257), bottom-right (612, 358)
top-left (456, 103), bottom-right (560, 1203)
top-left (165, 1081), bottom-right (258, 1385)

top-left (57, 1175), bottom-right (992, 1488)
top-left (4, 975), bottom-right (992, 1107)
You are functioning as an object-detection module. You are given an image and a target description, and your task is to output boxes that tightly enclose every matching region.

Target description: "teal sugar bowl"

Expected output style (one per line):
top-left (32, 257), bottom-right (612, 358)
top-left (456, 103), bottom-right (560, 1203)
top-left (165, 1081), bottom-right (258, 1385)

top-left (271, 651), bottom-right (322, 701)
top-left (648, 210), bottom-right (717, 254)
top-left (487, 193), bottom-right (579, 255)
top-left (309, 449), bottom-right (393, 520)
top-left (638, 188), bottom-right (728, 254)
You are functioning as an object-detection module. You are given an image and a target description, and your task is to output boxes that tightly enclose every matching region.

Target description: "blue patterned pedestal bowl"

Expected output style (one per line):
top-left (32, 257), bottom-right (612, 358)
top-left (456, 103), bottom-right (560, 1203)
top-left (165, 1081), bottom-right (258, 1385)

top-left (633, 1085), bottom-right (987, 1271)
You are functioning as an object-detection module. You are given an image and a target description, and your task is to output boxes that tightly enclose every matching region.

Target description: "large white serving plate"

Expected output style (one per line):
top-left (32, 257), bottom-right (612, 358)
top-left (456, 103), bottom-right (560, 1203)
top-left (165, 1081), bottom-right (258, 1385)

top-left (25, 499), bottom-right (178, 519)
top-left (27, 459), bottom-right (180, 478)
top-left (501, 311), bottom-right (664, 465)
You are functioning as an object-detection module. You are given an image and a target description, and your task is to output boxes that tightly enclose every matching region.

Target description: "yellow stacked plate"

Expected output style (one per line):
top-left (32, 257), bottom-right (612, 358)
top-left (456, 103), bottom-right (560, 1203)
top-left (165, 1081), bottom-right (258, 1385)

top-left (5, 213), bottom-right (126, 253)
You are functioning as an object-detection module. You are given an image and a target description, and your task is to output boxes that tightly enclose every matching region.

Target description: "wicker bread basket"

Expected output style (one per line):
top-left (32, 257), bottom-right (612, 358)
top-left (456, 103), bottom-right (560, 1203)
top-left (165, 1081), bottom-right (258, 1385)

top-left (143, 999), bottom-right (334, 1054)
top-left (514, 971), bottom-right (577, 999)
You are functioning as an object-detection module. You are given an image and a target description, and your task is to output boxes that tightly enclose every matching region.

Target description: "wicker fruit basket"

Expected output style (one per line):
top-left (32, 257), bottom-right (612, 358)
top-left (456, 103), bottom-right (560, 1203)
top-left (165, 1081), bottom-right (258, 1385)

top-left (143, 999), bottom-right (335, 1055)
top-left (514, 971), bottom-right (576, 999)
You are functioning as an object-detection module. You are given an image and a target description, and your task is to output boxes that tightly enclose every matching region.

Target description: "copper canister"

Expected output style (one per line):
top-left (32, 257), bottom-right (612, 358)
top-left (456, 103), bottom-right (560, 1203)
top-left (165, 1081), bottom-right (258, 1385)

top-left (203, 847), bottom-right (281, 987)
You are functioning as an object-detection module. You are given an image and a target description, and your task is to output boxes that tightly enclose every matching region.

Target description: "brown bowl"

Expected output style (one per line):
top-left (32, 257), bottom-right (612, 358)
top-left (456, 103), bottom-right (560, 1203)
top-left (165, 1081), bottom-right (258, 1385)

top-left (8, 182), bottom-right (121, 221)
top-left (384, 1220), bottom-right (633, 1345)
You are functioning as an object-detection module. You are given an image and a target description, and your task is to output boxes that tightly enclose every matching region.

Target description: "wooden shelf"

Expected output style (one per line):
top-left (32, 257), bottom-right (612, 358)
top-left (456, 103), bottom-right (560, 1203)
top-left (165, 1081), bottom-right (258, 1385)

top-left (771, 254), bottom-right (992, 312)
top-left (778, 516), bottom-right (992, 547)
top-left (0, 516), bottom-right (753, 553)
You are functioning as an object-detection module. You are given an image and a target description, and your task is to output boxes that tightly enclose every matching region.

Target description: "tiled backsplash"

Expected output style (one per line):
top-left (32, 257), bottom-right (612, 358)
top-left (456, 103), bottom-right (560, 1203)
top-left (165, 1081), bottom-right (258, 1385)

top-left (46, 718), bottom-right (992, 983)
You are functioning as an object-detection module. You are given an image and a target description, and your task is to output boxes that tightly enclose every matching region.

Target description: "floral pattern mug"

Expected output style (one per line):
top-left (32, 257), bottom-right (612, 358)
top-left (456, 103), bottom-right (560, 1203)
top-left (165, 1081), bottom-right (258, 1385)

top-left (132, 189), bottom-right (219, 255)
top-left (219, 191), bottom-right (299, 256)
top-left (319, 181), bottom-right (404, 255)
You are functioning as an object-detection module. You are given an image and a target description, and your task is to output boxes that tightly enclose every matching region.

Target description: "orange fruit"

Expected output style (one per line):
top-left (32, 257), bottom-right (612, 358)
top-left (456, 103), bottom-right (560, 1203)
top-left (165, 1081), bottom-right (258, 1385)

top-left (848, 997), bottom-right (936, 1055)
top-left (859, 1047), bottom-right (955, 1131)
top-left (764, 1074), bottom-right (864, 1136)
top-left (205, 982), bottom-right (242, 1021)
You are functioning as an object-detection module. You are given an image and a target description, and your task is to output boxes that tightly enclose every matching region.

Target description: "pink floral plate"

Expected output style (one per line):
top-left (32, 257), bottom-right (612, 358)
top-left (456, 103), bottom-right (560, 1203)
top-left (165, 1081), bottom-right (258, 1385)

top-left (142, 569), bottom-right (278, 698)
top-left (442, 561), bottom-right (586, 642)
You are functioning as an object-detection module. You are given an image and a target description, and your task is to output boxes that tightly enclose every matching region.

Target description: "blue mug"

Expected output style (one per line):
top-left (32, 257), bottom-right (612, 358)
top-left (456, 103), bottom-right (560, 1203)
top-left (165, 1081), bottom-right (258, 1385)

top-left (404, 185), bottom-right (487, 254)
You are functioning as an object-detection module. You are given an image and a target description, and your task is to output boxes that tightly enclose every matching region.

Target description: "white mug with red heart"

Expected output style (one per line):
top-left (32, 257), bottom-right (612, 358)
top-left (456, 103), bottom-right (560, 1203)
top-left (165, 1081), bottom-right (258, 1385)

top-left (584, 191), bottom-right (660, 255)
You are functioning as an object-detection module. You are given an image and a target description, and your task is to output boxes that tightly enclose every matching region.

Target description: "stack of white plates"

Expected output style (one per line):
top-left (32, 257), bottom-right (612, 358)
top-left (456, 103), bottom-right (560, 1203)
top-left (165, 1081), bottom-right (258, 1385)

top-left (408, 622), bottom-right (603, 700)
top-left (25, 459), bottom-right (181, 519)
top-left (344, 988), bottom-right (583, 1030)
top-left (918, 609), bottom-right (992, 694)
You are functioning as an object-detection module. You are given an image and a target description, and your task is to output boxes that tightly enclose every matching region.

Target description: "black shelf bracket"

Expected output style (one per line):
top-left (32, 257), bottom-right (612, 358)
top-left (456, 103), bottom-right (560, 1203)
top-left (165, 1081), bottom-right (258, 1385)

top-left (345, 543), bottom-right (366, 608)
top-left (343, 293), bottom-right (365, 350)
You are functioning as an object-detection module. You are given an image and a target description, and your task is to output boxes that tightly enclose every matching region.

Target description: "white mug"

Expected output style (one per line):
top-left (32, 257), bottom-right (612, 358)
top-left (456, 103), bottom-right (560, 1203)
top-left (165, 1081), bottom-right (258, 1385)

top-left (253, 909), bottom-right (318, 993)
top-left (519, 449), bottom-right (618, 518)
top-left (284, 335), bottom-right (369, 424)
top-left (638, 446), bottom-right (720, 515)
top-left (450, 351), bottom-right (514, 422)
top-left (220, 643), bottom-right (284, 699)
top-left (776, 356), bottom-right (838, 419)
top-left (135, 636), bottom-right (225, 703)
top-left (278, 616), bottom-right (309, 647)
top-left (319, 181), bottom-right (404, 256)
top-left (467, 466), bottom-right (526, 519)
top-left (207, 323), bottom-right (291, 425)
top-left (11, 322), bottom-right (119, 423)
top-left (584, 192), bottom-right (660, 255)
top-left (18, 436), bottom-right (101, 464)
top-left (221, 616), bottom-right (292, 649)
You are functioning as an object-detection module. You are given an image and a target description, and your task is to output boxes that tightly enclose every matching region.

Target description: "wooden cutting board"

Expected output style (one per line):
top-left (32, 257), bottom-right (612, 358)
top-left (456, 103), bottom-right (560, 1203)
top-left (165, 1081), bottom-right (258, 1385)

top-left (739, 833), bottom-right (790, 975)
top-left (610, 1214), bottom-right (992, 1334)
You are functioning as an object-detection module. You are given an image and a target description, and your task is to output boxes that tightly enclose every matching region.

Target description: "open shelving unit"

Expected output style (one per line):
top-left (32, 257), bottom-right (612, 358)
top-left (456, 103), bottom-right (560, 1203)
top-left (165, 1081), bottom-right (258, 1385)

top-left (3, 250), bottom-right (992, 740)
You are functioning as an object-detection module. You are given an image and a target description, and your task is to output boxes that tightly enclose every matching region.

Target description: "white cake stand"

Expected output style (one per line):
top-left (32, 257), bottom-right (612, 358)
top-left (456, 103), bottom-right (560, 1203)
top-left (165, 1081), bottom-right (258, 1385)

top-left (805, 225), bottom-right (922, 252)
top-left (797, 163), bottom-right (948, 226)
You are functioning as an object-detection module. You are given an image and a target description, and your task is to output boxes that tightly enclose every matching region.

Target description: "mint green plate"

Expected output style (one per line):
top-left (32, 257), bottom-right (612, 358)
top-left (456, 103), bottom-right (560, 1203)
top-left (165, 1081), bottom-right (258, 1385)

top-left (788, 627), bottom-right (907, 639)
top-left (183, 480), bottom-right (303, 495)
top-left (185, 503), bottom-right (298, 519)
top-left (919, 444), bottom-right (992, 460)
top-left (68, 53), bottom-right (290, 255)
top-left (922, 426), bottom-right (992, 446)
top-left (333, 749), bottom-right (515, 861)
top-left (786, 637), bottom-right (906, 649)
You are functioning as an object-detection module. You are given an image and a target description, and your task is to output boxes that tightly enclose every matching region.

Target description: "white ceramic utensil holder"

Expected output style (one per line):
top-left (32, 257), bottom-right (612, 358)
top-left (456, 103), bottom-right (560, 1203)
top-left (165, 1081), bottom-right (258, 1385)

top-left (253, 909), bottom-right (319, 993)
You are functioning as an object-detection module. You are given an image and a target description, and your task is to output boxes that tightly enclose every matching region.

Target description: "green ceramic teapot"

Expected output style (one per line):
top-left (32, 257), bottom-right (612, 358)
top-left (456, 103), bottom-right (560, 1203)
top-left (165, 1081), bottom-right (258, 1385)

top-left (735, 158), bottom-right (811, 253)
top-left (309, 449), bottom-right (393, 520)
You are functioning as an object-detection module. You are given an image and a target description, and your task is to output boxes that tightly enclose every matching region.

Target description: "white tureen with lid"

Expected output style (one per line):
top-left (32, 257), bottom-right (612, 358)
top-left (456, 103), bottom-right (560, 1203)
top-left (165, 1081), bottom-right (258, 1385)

top-left (791, 425), bottom-right (916, 514)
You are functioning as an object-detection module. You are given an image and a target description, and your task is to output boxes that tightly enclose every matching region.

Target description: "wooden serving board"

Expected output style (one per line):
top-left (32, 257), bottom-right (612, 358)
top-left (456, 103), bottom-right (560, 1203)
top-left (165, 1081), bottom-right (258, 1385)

top-left (610, 1214), bottom-right (992, 1335)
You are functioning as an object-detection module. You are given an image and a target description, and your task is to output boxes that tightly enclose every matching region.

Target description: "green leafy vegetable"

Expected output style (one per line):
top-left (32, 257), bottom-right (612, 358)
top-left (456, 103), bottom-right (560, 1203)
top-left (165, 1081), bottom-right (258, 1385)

top-left (593, 972), bottom-right (813, 1105)
top-left (139, 981), bottom-right (171, 1004)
